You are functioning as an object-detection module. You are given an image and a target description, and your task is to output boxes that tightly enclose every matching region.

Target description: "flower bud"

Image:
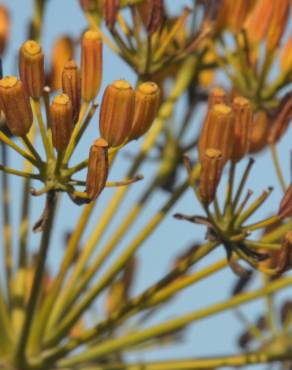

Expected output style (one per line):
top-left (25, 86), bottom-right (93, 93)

top-left (103, 0), bottom-right (119, 29)
top-left (231, 97), bottom-right (253, 163)
top-left (198, 103), bottom-right (233, 163)
top-left (244, 0), bottom-right (273, 44)
top-left (81, 30), bottom-right (102, 102)
top-left (0, 5), bottom-right (9, 55)
top-left (278, 184), bottom-right (292, 219)
top-left (266, 0), bottom-right (290, 51)
top-left (268, 93), bottom-right (292, 144)
top-left (86, 138), bottom-right (109, 200)
top-left (0, 76), bottom-right (33, 136)
top-left (50, 94), bottom-right (73, 152)
top-left (129, 82), bottom-right (160, 140)
top-left (50, 36), bottom-right (74, 91)
top-left (249, 111), bottom-right (270, 154)
top-left (200, 148), bottom-right (224, 205)
top-left (208, 87), bottom-right (228, 109)
top-left (62, 60), bottom-right (81, 123)
top-left (19, 40), bottom-right (45, 99)
top-left (280, 35), bottom-right (292, 75)
top-left (99, 80), bottom-right (135, 147)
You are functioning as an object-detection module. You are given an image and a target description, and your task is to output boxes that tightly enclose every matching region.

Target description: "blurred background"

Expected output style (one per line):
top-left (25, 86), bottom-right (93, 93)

top-left (1, 0), bottom-right (292, 366)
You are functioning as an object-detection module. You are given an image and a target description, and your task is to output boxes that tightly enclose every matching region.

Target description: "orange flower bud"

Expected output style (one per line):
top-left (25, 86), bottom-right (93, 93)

top-left (86, 138), bottom-right (109, 200)
top-left (129, 82), bottom-right (160, 140)
top-left (231, 97), bottom-right (253, 163)
top-left (244, 0), bottom-right (274, 44)
top-left (50, 36), bottom-right (74, 91)
top-left (0, 76), bottom-right (33, 136)
top-left (278, 184), bottom-right (292, 219)
top-left (268, 94), bottom-right (292, 144)
top-left (103, 0), bottom-right (119, 29)
top-left (62, 60), bottom-right (81, 123)
top-left (200, 148), bottom-right (224, 205)
top-left (208, 87), bottom-right (228, 108)
top-left (0, 5), bottom-right (9, 55)
top-left (267, 0), bottom-right (290, 51)
top-left (99, 80), bottom-right (135, 147)
top-left (249, 111), bottom-right (270, 154)
top-left (198, 103), bottom-right (233, 163)
top-left (50, 94), bottom-right (73, 152)
top-left (280, 35), bottom-right (292, 75)
top-left (81, 30), bottom-right (102, 101)
top-left (19, 40), bottom-right (45, 99)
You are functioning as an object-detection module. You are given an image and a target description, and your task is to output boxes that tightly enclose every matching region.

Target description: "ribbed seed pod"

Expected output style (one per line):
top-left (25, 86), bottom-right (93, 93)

top-left (19, 40), bottom-right (45, 99)
top-left (249, 111), bottom-right (270, 154)
top-left (62, 60), bottom-right (81, 123)
top-left (50, 94), bottom-right (73, 152)
top-left (231, 97), bottom-right (253, 162)
top-left (50, 36), bottom-right (74, 91)
top-left (200, 148), bottom-right (224, 206)
top-left (198, 103), bottom-right (233, 163)
top-left (99, 80), bottom-right (135, 147)
top-left (280, 35), bottom-right (292, 75)
top-left (278, 184), bottom-right (292, 219)
top-left (129, 82), bottom-right (160, 140)
top-left (86, 138), bottom-right (109, 200)
top-left (0, 76), bottom-right (33, 136)
top-left (266, 0), bottom-right (290, 51)
top-left (268, 94), bottom-right (292, 144)
top-left (0, 5), bottom-right (9, 55)
top-left (243, 0), bottom-right (274, 44)
top-left (208, 87), bottom-right (228, 108)
top-left (81, 30), bottom-right (102, 102)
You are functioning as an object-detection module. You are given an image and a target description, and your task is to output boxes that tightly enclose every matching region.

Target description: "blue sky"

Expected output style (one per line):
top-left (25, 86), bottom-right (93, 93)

top-left (1, 0), bottom-right (292, 365)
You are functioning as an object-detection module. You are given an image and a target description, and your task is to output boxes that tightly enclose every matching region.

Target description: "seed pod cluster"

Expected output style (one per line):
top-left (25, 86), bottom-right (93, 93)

top-left (81, 30), bottom-right (103, 102)
top-left (0, 76), bottom-right (33, 136)
top-left (50, 94), bottom-right (73, 152)
top-left (86, 138), bottom-right (109, 200)
top-left (19, 40), bottom-right (45, 99)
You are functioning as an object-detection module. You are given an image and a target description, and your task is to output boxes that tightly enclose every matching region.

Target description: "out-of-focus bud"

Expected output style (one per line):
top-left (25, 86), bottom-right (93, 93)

top-left (267, 0), bottom-right (290, 51)
top-left (198, 103), bottom-right (233, 163)
top-left (145, 0), bottom-right (165, 35)
top-left (62, 60), bottom-right (81, 123)
top-left (199, 50), bottom-right (217, 88)
top-left (200, 148), bottom-right (224, 205)
top-left (103, 0), bottom-right (119, 29)
top-left (99, 80), bottom-right (135, 147)
top-left (268, 94), bottom-right (292, 144)
top-left (50, 94), bottom-right (73, 152)
top-left (216, 0), bottom-right (250, 34)
top-left (231, 97), bottom-right (253, 163)
top-left (249, 111), bottom-right (270, 154)
top-left (81, 30), bottom-right (102, 102)
top-left (0, 76), bottom-right (33, 136)
top-left (278, 184), bottom-right (292, 219)
top-left (0, 5), bottom-right (9, 55)
top-left (129, 82), bottom-right (160, 140)
top-left (19, 40), bottom-right (45, 99)
top-left (79, 0), bottom-right (96, 12)
top-left (244, 0), bottom-right (274, 44)
top-left (86, 138), bottom-right (109, 200)
top-left (50, 36), bottom-right (74, 91)
top-left (280, 35), bottom-right (292, 75)
top-left (208, 86), bottom-right (228, 108)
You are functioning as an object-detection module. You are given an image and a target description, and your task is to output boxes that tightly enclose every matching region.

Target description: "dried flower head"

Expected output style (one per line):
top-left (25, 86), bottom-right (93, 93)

top-left (231, 96), bottom-right (253, 163)
top-left (62, 60), bottom-right (81, 123)
top-left (200, 148), bottom-right (224, 205)
top-left (129, 82), bottom-right (160, 140)
top-left (50, 36), bottom-right (74, 91)
top-left (99, 79), bottom-right (135, 147)
top-left (19, 40), bottom-right (45, 99)
top-left (81, 30), bottom-right (103, 102)
top-left (86, 138), bottom-right (109, 200)
top-left (0, 76), bottom-right (33, 136)
top-left (50, 94), bottom-right (73, 152)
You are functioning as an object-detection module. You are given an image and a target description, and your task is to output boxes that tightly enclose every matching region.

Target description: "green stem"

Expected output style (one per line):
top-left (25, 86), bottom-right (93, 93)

top-left (270, 144), bottom-right (286, 193)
